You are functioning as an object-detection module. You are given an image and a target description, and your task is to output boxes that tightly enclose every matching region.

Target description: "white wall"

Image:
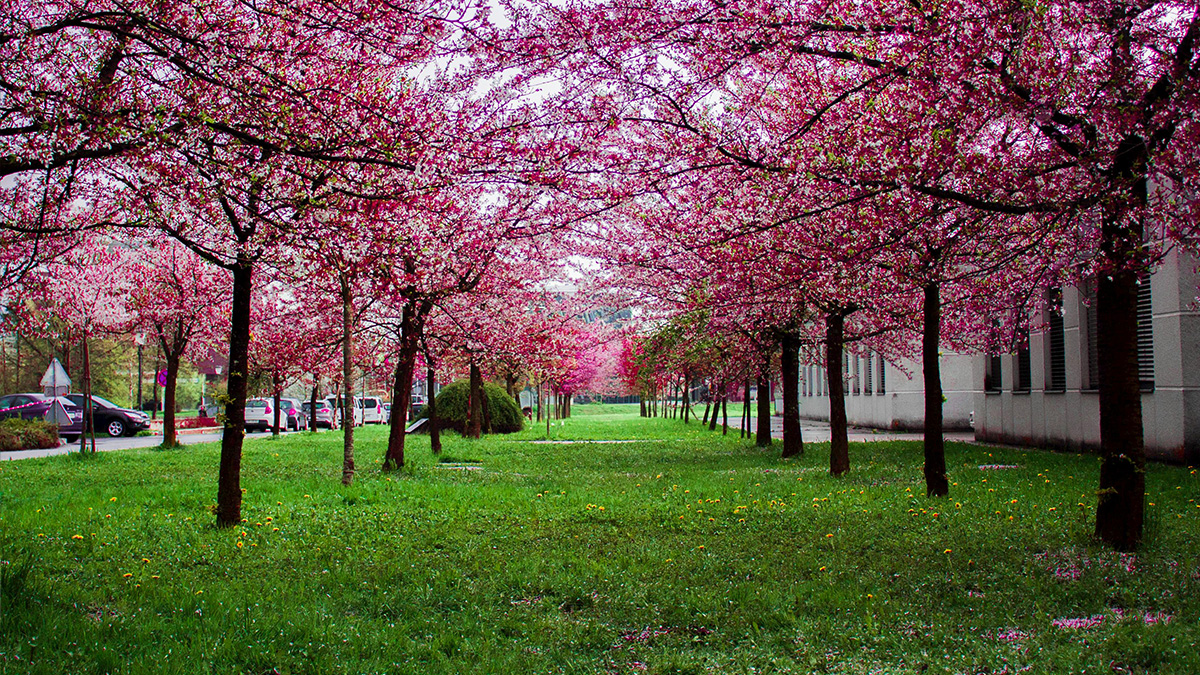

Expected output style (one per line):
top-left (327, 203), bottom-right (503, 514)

top-left (975, 248), bottom-right (1200, 463)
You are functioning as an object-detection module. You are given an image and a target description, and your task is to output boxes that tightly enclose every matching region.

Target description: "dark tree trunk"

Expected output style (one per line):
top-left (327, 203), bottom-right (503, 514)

top-left (755, 369), bottom-right (771, 448)
top-left (216, 258), bottom-right (252, 527)
top-left (683, 374), bottom-right (691, 423)
top-left (827, 313), bottom-right (850, 476)
top-left (922, 282), bottom-right (949, 497)
top-left (640, 396), bottom-right (647, 417)
top-left (701, 396), bottom-right (711, 426)
top-left (535, 382), bottom-right (542, 421)
top-left (272, 377), bottom-right (282, 436)
top-left (1094, 135), bottom-right (1149, 550)
top-left (467, 361), bottom-right (483, 439)
top-left (721, 396), bottom-right (728, 435)
top-left (780, 331), bottom-right (803, 458)
top-left (708, 388), bottom-right (720, 432)
top-left (309, 379), bottom-right (320, 433)
top-left (742, 378), bottom-right (751, 438)
top-left (481, 377), bottom-right (494, 434)
top-left (339, 276), bottom-right (355, 486)
top-left (162, 349), bottom-right (180, 447)
top-left (427, 365), bottom-right (441, 455)
top-left (383, 303), bottom-right (422, 469)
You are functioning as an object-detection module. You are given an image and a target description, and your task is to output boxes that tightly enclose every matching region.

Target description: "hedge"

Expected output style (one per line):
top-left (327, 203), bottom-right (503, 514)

top-left (0, 418), bottom-right (61, 452)
top-left (415, 380), bottom-right (524, 435)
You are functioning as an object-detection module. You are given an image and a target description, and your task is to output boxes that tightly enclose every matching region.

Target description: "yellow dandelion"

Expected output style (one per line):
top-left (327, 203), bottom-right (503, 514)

top-left (141, 558), bottom-right (150, 564)
top-left (110, 497), bottom-right (117, 502)
top-left (944, 549), bottom-right (952, 554)
top-left (825, 533), bottom-right (834, 538)
top-left (697, 545), bottom-right (705, 550)
top-left (819, 566), bottom-right (827, 571)
top-left (122, 573), bottom-right (132, 578)
top-left (236, 540), bottom-right (244, 548)
top-left (71, 534), bottom-right (84, 540)
top-left (151, 575), bottom-right (160, 579)
top-left (272, 527), bottom-right (279, 532)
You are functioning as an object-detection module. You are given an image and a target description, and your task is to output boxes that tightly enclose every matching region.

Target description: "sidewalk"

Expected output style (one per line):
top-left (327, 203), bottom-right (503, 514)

top-left (734, 415), bottom-right (974, 444)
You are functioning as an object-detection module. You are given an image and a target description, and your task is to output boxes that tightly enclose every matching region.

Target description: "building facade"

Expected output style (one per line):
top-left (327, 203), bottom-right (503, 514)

top-left (782, 351), bottom-right (976, 431)
top-left (974, 248), bottom-right (1200, 464)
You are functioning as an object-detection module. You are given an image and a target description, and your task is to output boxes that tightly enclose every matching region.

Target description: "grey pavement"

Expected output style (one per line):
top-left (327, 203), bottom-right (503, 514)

top-left (740, 415), bottom-right (974, 444)
top-left (0, 428), bottom-right (305, 461)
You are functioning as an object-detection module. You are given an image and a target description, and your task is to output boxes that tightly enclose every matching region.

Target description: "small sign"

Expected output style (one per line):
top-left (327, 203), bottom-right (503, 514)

top-left (157, 369), bottom-right (169, 387)
top-left (40, 358), bottom-right (71, 397)
top-left (44, 401), bottom-right (73, 426)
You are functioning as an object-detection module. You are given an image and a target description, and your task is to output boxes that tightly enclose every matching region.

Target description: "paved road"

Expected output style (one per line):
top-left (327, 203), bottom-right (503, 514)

top-left (0, 428), bottom-right (308, 461)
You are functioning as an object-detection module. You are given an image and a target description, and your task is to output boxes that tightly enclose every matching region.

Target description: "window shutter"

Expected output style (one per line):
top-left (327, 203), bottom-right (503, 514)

top-left (1137, 273), bottom-right (1154, 391)
top-left (1046, 288), bottom-right (1066, 391)
top-left (864, 352), bottom-right (873, 395)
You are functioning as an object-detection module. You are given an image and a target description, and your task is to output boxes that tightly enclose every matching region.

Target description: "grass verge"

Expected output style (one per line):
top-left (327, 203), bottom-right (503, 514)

top-left (0, 404), bottom-right (1197, 674)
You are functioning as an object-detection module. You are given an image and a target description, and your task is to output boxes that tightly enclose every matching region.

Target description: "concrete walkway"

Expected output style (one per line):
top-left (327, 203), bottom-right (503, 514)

top-left (733, 415), bottom-right (974, 444)
top-left (0, 427), bottom-right (309, 461)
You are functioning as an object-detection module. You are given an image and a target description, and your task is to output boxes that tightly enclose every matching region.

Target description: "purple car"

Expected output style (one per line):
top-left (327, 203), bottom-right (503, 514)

top-left (0, 393), bottom-right (84, 442)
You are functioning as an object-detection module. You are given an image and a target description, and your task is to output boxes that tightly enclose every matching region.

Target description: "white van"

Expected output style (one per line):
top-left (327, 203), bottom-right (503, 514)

top-left (323, 395), bottom-right (364, 427)
top-left (360, 396), bottom-right (386, 424)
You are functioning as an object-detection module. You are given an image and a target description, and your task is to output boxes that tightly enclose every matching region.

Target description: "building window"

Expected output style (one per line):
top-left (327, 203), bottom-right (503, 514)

top-left (1045, 288), bottom-right (1066, 392)
top-left (984, 319), bottom-right (1003, 392)
top-left (1080, 275), bottom-right (1154, 391)
top-left (1014, 328), bottom-right (1032, 392)
top-left (877, 357), bottom-right (886, 394)
top-left (1081, 279), bottom-right (1100, 390)
top-left (1138, 273), bottom-right (1154, 391)
top-left (852, 354), bottom-right (860, 395)
top-left (843, 350), bottom-right (849, 396)
top-left (864, 352), bottom-right (873, 395)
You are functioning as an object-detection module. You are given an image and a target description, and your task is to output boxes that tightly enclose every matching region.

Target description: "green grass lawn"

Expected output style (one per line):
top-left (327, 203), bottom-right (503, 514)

top-left (1, 404), bottom-right (1197, 674)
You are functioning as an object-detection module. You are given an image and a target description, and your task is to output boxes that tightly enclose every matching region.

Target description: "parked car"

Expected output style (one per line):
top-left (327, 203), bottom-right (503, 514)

top-left (244, 398), bottom-right (276, 432)
top-left (360, 396), bottom-right (386, 424)
top-left (278, 398), bottom-right (309, 431)
top-left (383, 402), bottom-right (392, 423)
top-left (0, 393), bottom-right (84, 441)
top-left (303, 401), bottom-right (337, 429)
top-left (323, 395), bottom-right (364, 427)
top-left (63, 394), bottom-right (150, 437)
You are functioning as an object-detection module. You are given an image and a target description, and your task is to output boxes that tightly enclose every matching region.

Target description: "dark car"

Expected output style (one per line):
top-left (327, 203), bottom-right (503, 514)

top-left (63, 394), bottom-right (151, 437)
top-left (0, 393), bottom-right (84, 441)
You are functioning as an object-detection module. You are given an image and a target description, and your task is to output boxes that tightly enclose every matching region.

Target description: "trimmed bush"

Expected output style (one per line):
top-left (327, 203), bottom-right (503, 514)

top-left (415, 380), bottom-right (524, 435)
top-left (0, 417), bottom-right (61, 452)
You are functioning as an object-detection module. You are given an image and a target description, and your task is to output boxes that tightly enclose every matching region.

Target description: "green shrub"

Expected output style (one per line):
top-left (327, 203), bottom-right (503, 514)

top-left (0, 417), bottom-right (61, 451)
top-left (415, 380), bottom-right (524, 435)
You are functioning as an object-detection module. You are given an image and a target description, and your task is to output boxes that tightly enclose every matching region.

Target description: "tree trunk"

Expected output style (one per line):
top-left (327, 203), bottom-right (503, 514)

top-left (708, 387), bottom-right (720, 432)
top-left (481, 376), bottom-right (494, 434)
top-left (1094, 136), bottom-right (1149, 550)
top-left (340, 275), bottom-right (355, 486)
top-left (742, 378), bottom-right (751, 438)
top-left (640, 395), bottom-right (647, 417)
top-left (721, 396), bottom-right (728, 435)
top-left (467, 361), bottom-right (483, 439)
top-left (309, 379), bottom-right (320, 433)
top-left (535, 382), bottom-right (542, 421)
top-left (827, 313), bottom-right (849, 476)
top-left (701, 396), bottom-right (711, 426)
top-left (81, 333), bottom-right (95, 454)
top-left (923, 282), bottom-right (949, 497)
top-left (780, 331), bottom-right (803, 458)
top-left (682, 374), bottom-right (691, 424)
top-left (756, 370), bottom-right (771, 448)
top-left (271, 374), bottom-right (282, 437)
top-left (162, 349), bottom-right (180, 447)
top-left (216, 258), bottom-right (252, 527)
top-left (427, 365), bottom-right (441, 455)
top-left (383, 303), bottom-right (422, 469)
